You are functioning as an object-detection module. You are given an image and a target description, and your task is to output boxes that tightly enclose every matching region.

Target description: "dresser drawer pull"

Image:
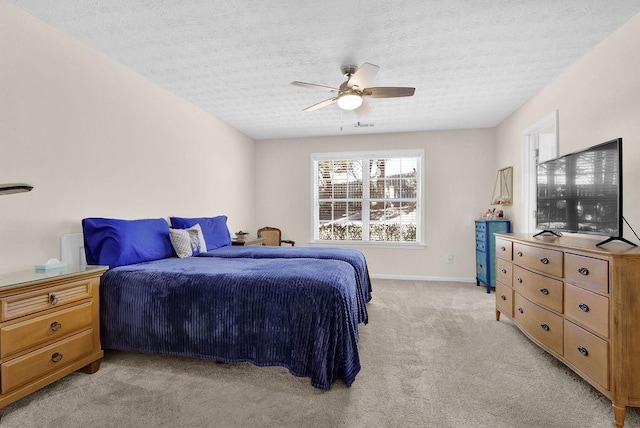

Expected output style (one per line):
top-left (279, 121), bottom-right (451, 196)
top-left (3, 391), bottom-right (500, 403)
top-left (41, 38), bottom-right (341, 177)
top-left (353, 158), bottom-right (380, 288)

top-left (49, 293), bottom-right (58, 305)
top-left (500, 246), bottom-right (506, 252)
top-left (578, 267), bottom-right (590, 276)
top-left (578, 303), bottom-right (590, 312)
top-left (500, 295), bottom-right (507, 301)
top-left (540, 323), bottom-right (550, 332)
top-left (518, 307), bottom-right (524, 314)
top-left (51, 352), bottom-right (63, 363)
top-left (577, 346), bottom-right (589, 357)
top-left (540, 288), bottom-right (549, 295)
top-left (501, 268), bottom-right (507, 274)
top-left (517, 251), bottom-right (523, 257)
top-left (50, 321), bottom-right (62, 332)
top-left (540, 257), bottom-right (550, 265)
top-left (516, 277), bottom-right (523, 284)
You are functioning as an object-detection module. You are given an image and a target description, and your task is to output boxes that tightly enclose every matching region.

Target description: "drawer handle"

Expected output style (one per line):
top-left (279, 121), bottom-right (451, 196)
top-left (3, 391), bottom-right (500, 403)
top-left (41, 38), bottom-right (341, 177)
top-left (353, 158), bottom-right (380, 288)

top-left (540, 257), bottom-right (550, 264)
top-left (49, 293), bottom-right (58, 305)
top-left (517, 251), bottom-right (523, 257)
top-left (578, 346), bottom-right (589, 357)
top-left (540, 323), bottom-right (550, 332)
top-left (518, 307), bottom-right (524, 314)
top-left (50, 321), bottom-right (62, 332)
top-left (500, 246), bottom-right (506, 252)
top-left (516, 277), bottom-right (523, 284)
top-left (578, 303), bottom-right (590, 312)
top-left (540, 288), bottom-right (549, 295)
top-left (479, 264), bottom-right (483, 269)
top-left (578, 267), bottom-right (589, 276)
top-left (500, 295), bottom-right (507, 301)
top-left (51, 352), bottom-right (63, 363)
top-left (501, 269), bottom-right (507, 274)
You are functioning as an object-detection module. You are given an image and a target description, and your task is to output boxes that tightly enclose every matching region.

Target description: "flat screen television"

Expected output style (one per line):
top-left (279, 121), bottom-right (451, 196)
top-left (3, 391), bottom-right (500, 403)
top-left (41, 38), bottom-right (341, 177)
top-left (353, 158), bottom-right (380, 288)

top-left (535, 138), bottom-right (630, 246)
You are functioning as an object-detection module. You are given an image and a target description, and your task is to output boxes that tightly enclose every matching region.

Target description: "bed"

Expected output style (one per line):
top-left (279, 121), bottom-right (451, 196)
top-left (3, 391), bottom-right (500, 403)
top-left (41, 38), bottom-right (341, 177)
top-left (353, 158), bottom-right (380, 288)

top-left (82, 216), bottom-right (372, 390)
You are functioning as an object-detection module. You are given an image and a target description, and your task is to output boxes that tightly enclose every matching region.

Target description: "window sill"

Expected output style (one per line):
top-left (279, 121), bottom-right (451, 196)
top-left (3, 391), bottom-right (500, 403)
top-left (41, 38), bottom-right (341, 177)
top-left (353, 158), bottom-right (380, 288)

top-left (308, 240), bottom-right (426, 249)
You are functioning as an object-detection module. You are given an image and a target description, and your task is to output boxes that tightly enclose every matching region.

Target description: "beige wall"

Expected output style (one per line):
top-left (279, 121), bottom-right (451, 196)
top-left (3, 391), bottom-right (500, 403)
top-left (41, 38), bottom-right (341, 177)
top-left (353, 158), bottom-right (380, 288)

top-left (495, 11), bottom-right (640, 240)
top-left (0, 2), bottom-right (256, 272)
top-left (256, 129), bottom-right (496, 280)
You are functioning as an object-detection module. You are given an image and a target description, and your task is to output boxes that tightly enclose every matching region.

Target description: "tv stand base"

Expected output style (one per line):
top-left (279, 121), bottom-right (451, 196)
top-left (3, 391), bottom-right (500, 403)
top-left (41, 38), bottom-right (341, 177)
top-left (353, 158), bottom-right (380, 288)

top-left (533, 230), bottom-right (562, 238)
top-left (596, 236), bottom-right (638, 247)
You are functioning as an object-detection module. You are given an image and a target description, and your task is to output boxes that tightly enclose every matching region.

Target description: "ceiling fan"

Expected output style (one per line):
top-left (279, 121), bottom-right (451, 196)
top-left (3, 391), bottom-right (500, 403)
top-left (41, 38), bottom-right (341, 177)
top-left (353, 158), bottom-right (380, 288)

top-left (291, 62), bottom-right (415, 115)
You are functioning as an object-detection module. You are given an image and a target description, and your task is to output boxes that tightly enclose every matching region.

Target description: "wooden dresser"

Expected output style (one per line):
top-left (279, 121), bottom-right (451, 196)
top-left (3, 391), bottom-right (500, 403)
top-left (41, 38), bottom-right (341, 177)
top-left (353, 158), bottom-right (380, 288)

top-left (494, 233), bottom-right (640, 428)
top-left (0, 266), bottom-right (107, 407)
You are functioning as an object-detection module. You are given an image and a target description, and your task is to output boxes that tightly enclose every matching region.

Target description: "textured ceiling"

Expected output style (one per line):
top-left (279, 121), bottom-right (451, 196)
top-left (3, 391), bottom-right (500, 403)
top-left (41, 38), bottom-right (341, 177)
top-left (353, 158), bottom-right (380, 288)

top-left (10, 1), bottom-right (640, 140)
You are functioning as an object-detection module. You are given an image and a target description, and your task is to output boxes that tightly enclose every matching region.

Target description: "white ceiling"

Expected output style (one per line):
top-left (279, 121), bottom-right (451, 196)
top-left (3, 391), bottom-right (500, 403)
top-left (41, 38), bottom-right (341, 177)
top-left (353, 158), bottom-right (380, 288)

top-left (10, 1), bottom-right (640, 140)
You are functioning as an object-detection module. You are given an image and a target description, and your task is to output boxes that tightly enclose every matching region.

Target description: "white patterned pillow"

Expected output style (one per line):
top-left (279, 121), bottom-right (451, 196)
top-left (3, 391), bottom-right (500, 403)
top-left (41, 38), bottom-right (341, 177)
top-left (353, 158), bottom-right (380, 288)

top-left (169, 223), bottom-right (207, 258)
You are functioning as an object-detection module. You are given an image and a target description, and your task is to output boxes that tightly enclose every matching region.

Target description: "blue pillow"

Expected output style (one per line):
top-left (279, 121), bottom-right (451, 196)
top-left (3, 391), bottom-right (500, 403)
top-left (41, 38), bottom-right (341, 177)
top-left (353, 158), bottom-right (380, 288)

top-left (82, 217), bottom-right (174, 268)
top-left (170, 215), bottom-right (231, 249)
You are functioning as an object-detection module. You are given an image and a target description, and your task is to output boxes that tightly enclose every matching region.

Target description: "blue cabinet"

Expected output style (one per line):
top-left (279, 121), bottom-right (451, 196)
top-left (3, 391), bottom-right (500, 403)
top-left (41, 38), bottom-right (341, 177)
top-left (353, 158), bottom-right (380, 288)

top-left (475, 219), bottom-right (510, 293)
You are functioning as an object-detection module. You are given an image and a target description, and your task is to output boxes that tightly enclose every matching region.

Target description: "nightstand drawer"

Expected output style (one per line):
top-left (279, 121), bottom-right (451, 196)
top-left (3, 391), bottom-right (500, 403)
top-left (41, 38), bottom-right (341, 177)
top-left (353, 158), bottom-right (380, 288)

top-left (513, 266), bottom-right (563, 313)
top-left (565, 283), bottom-right (609, 338)
top-left (513, 243), bottom-right (563, 277)
top-left (513, 293), bottom-right (563, 355)
top-left (0, 279), bottom-right (94, 322)
top-left (564, 320), bottom-right (608, 389)
top-left (0, 302), bottom-right (93, 359)
top-left (1, 329), bottom-right (94, 394)
top-left (565, 253), bottom-right (608, 294)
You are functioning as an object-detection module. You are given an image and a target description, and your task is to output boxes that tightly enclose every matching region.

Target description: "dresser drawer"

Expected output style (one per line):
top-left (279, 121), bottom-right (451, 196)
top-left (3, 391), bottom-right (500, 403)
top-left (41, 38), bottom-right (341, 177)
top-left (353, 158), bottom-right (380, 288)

top-left (0, 302), bottom-right (93, 359)
top-left (0, 279), bottom-right (94, 322)
top-left (476, 222), bottom-right (486, 233)
top-left (565, 253), bottom-right (608, 294)
top-left (565, 283), bottom-right (609, 338)
top-left (513, 243), bottom-right (563, 277)
top-left (496, 282), bottom-right (513, 318)
top-left (495, 238), bottom-right (513, 261)
top-left (1, 329), bottom-right (94, 394)
top-left (513, 266), bottom-right (563, 313)
top-left (564, 320), bottom-right (609, 389)
top-left (513, 293), bottom-right (563, 355)
top-left (496, 258), bottom-right (513, 286)
top-left (475, 231), bottom-right (486, 242)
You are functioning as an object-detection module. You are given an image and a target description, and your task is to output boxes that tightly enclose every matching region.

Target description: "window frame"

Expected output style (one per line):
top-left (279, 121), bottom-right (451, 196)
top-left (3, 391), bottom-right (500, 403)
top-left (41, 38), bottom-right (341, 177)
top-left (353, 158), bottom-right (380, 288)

top-left (310, 149), bottom-right (425, 247)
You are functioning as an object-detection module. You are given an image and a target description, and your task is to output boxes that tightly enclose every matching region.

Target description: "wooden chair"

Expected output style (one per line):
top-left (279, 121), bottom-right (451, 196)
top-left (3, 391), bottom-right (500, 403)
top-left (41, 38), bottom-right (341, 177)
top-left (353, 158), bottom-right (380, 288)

top-left (257, 227), bottom-right (295, 246)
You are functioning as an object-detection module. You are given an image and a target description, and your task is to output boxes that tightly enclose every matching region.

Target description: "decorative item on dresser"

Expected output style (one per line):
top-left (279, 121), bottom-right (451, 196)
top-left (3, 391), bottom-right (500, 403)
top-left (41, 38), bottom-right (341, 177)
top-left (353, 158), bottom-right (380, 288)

top-left (0, 266), bottom-right (107, 408)
top-left (475, 219), bottom-right (511, 293)
top-left (494, 233), bottom-right (640, 428)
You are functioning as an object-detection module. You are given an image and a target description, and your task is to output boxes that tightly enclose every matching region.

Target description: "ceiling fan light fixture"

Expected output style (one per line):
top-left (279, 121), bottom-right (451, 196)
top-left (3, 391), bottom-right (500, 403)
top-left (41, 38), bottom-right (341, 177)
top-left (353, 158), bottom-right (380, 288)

top-left (337, 93), bottom-right (363, 110)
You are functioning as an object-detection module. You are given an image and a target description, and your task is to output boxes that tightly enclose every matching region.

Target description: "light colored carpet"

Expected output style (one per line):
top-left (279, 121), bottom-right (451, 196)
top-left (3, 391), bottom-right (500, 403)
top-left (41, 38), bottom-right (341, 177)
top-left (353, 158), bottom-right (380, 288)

top-left (1, 280), bottom-right (638, 428)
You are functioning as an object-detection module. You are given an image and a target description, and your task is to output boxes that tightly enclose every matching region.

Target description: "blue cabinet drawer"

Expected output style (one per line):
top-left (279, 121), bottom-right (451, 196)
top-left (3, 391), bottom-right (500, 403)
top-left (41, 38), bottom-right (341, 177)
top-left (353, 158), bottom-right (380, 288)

top-left (476, 251), bottom-right (488, 283)
top-left (476, 241), bottom-right (486, 252)
top-left (476, 222), bottom-right (486, 232)
top-left (475, 231), bottom-right (486, 241)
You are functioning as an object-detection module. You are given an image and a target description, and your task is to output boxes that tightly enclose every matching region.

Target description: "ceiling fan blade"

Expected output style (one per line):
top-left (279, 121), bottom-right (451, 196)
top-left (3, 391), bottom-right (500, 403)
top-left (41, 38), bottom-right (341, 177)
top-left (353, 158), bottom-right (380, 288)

top-left (347, 62), bottom-right (379, 90)
top-left (303, 97), bottom-right (338, 112)
top-left (355, 98), bottom-right (371, 116)
top-left (291, 81), bottom-right (339, 93)
top-left (363, 87), bottom-right (415, 98)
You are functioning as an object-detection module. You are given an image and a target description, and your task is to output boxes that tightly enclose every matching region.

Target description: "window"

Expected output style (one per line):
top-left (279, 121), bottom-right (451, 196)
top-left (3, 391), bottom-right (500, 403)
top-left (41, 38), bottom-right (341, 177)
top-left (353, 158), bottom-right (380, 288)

top-left (312, 150), bottom-right (423, 244)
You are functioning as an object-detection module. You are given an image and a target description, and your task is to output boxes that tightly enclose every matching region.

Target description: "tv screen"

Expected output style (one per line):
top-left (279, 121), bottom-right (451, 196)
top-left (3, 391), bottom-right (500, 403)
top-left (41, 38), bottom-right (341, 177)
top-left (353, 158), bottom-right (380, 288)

top-left (536, 138), bottom-right (622, 237)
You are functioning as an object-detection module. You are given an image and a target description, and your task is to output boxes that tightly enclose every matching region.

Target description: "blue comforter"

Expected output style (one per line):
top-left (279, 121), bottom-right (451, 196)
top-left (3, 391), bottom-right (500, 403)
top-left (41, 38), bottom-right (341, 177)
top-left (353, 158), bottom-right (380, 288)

top-left (100, 256), bottom-right (361, 390)
top-left (200, 246), bottom-right (372, 324)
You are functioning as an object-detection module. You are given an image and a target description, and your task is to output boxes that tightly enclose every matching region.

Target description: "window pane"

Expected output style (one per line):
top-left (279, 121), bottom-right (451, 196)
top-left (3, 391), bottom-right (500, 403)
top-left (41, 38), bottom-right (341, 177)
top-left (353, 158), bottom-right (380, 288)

top-left (314, 152), bottom-right (421, 243)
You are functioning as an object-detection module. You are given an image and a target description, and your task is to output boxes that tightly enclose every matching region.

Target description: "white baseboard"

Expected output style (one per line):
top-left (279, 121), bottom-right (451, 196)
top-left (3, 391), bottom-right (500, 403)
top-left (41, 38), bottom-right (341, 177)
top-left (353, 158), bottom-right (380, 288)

top-left (370, 274), bottom-right (477, 283)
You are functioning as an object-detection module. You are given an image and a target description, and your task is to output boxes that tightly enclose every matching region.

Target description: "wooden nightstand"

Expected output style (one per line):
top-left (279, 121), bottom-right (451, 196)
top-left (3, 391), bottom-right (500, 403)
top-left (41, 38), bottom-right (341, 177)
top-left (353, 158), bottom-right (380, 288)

top-left (232, 238), bottom-right (265, 246)
top-left (0, 265), bottom-right (107, 408)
